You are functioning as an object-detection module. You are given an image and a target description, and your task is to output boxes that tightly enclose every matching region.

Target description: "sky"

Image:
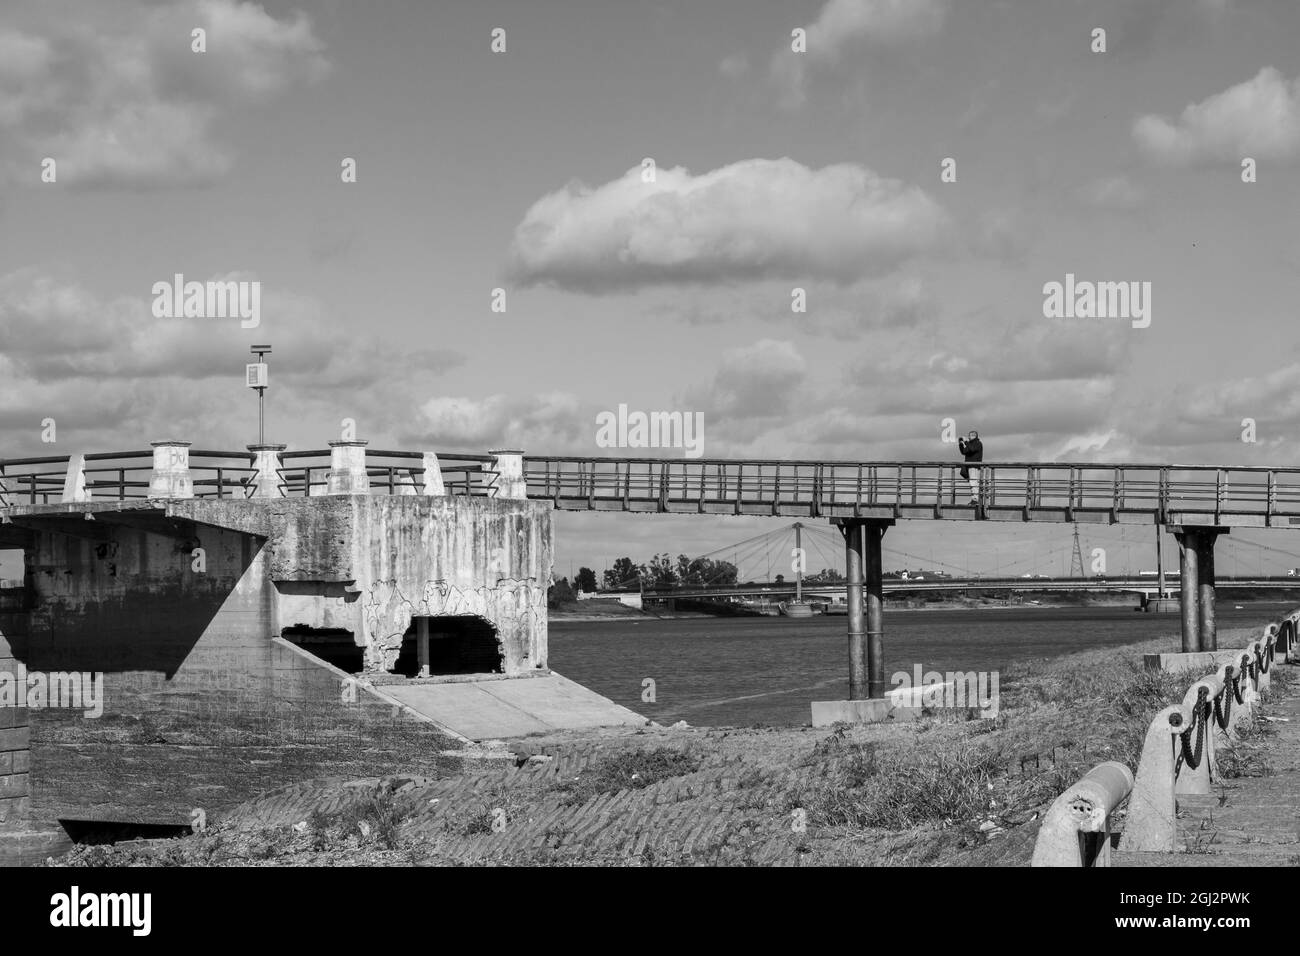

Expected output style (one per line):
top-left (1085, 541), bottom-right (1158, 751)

top-left (3, 0), bottom-right (1300, 582)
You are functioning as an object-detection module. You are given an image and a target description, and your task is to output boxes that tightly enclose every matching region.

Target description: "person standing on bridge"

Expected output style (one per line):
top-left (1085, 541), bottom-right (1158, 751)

top-left (958, 430), bottom-right (983, 505)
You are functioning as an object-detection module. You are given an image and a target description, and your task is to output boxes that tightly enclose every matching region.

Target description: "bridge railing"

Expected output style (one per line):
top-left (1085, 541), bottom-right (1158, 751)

top-left (522, 457), bottom-right (1300, 518)
top-left (1032, 609), bottom-right (1298, 864)
top-left (0, 448), bottom-right (498, 504)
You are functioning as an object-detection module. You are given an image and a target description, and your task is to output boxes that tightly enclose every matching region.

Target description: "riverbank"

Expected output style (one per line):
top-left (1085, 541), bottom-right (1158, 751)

top-left (52, 616), bottom-right (1297, 867)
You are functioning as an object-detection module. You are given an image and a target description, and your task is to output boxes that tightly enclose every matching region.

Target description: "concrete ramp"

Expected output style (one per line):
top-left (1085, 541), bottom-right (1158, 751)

top-left (383, 672), bottom-right (644, 740)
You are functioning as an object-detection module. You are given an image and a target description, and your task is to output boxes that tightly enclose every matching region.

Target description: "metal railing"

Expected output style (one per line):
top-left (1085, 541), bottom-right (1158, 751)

top-left (522, 457), bottom-right (1300, 519)
top-left (9, 450), bottom-right (1300, 520)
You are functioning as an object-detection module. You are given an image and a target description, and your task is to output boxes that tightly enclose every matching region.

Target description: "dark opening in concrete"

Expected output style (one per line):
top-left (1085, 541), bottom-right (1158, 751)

top-left (281, 626), bottom-right (363, 673)
top-left (60, 819), bottom-right (193, 845)
top-left (394, 615), bottom-right (503, 677)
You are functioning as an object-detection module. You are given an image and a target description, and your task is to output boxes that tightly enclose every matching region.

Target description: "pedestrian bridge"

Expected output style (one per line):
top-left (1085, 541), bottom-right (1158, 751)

top-left (6, 446), bottom-right (1300, 528)
top-left (0, 442), bottom-right (1291, 712)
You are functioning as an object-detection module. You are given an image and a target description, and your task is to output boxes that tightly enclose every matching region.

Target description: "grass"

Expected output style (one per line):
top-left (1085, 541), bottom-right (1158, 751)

top-left (559, 747), bottom-right (703, 806)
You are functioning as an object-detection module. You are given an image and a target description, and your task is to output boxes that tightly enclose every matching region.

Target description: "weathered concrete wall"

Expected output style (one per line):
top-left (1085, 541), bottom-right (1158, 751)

top-left (264, 495), bottom-right (552, 675)
top-left (2, 494), bottom-right (550, 830)
top-left (0, 600), bottom-right (30, 830)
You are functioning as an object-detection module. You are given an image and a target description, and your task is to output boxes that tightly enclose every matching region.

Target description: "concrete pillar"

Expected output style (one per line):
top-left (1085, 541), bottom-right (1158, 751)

top-left (417, 617), bottom-right (430, 677)
top-left (61, 453), bottom-right (91, 503)
top-left (326, 440), bottom-right (370, 495)
top-left (147, 441), bottom-right (194, 499)
top-left (1175, 530), bottom-right (1200, 654)
top-left (246, 444), bottom-right (287, 498)
top-left (422, 453), bottom-right (446, 496)
top-left (843, 520), bottom-right (866, 700)
top-left (865, 522), bottom-right (887, 699)
top-left (1197, 532), bottom-right (1218, 652)
top-left (488, 450), bottom-right (527, 499)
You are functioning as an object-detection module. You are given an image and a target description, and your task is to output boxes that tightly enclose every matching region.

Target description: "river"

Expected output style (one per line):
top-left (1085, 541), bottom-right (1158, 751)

top-left (548, 602), bottom-right (1295, 726)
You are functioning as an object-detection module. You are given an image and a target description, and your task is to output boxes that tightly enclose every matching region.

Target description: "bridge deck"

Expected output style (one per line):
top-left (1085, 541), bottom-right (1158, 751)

top-left (7, 452), bottom-right (1300, 527)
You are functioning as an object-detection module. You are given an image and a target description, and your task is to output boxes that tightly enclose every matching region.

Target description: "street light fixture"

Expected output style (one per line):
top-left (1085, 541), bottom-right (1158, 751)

top-left (247, 345), bottom-right (271, 445)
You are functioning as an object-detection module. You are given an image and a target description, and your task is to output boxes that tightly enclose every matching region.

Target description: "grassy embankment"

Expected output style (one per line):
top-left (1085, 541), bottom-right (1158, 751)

top-left (52, 621), bottom-right (1295, 867)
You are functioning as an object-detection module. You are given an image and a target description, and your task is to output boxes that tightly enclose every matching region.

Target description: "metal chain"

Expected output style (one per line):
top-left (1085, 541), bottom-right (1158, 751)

top-left (1177, 688), bottom-right (1209, 772)
top-left (1214, 670), bottom-right (1233, 730)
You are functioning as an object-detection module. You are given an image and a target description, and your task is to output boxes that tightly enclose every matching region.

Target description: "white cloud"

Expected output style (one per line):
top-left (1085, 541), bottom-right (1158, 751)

top-left (1134, 67), bottom-right (1300, 165)
top-left (413, 393), bottom-right (585, 450)
top-left (510, 158), bottom-right (947, 292)
top-left (770, 0), bottom-right (948, 107)
top-left (0, 0), bottom-right (328, 187)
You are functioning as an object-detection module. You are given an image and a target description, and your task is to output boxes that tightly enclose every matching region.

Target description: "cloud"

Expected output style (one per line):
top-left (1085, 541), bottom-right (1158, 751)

top-left (1079, 175), bottom-right (1145, 210)
top-left (688, 339), bottom-right (808, 422)
top-left (0, 0), bottom-right (328, 187)
top-left (1134, 67), bottom-right (1300, 166)
top-left (0, 269), bottom-right (462, 449)
top-left (770, 0), bottom-right (948, 107)
top-left (510, 158), bottom-right (947, 293)
top-left (411, 393), bottom-right (586, 450)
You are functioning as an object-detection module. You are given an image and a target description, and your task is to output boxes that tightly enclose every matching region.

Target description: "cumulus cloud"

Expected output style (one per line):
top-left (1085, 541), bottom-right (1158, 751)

top-left (411, 393), bottom-right (587, 451)
top-left (1134, 67), bottom-right (1300, 166)
top-left (0, 0), bottom-right (328, 186)
top-left (770, 0), bottom-right (948, 107)
top-left (510, 158), bottom-right (947, 292)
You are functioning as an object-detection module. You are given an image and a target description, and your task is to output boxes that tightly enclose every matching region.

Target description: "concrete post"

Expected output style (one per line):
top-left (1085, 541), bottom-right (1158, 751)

top-left (1175, 530), bottom-right (1200, 654)
top-left (488, 450), bottom-right (526, 500)
top-left (326, 440), bottom-right (370, 495)
top-left (1197, 533), bottom-right (1217, 651)
top-left (61, 454), bottom-right (91, 503)
top-left (865, 522), bottom-right (887, 699)
top-left (147, 441), bottom-right (194, 499)
top-left (417, 617), bottom-right (430, 678)
top-left (843, 520), bottom-right (866, 700)
top-left (422, 453), bottom-right (446, 496)
top-left (246, 444), bottom-right (287, 498)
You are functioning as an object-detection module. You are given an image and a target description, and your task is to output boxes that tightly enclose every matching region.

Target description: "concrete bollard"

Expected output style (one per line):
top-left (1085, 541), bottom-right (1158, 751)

top-left (1032, 761), bottom-right (1134, 867)
top-left (147, 441), bottom-right (193, 499)
top-left (326, 440), bottom-right (370, 495)
top-left (247, 444), bottom-right (287, 498)
top-left (1173, 680), bottom-right (1216, 796)
top-left (1122, 705), bottom-right (1183, 851)
top-left (488, 449), bottom-right (526, 500)
top-left (61, 454), bottom-right (91, 502)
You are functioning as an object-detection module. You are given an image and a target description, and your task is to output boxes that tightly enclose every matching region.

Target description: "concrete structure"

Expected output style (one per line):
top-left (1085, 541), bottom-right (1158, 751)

top-left (0, 441), bottom-right (645, 861)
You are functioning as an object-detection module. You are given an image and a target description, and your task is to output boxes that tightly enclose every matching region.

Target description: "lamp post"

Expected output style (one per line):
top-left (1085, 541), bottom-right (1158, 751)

top-left (248, 345), bottom-right (271, 445)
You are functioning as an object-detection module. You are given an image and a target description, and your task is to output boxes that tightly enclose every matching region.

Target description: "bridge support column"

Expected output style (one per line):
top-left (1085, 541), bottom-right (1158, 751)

top-left (1170, 525), bottom-right (1228, 653)
top-left (1174, 530), bottom-right (1200, 654)
top-left (843, 521), bottom-right (866, 700)
top-left (834, 517), bottom-right (892, 702)
top-left (1196, 531), bottom-right (1221, 652)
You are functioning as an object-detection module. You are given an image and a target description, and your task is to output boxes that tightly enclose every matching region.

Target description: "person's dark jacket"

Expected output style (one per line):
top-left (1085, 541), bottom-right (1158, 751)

top-left (958, 437), bottom-right (983, 480)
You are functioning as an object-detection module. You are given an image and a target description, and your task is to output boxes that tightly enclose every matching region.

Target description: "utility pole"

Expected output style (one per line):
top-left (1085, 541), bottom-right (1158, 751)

top-left (1069, 523), bottom-right (1085, 578)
